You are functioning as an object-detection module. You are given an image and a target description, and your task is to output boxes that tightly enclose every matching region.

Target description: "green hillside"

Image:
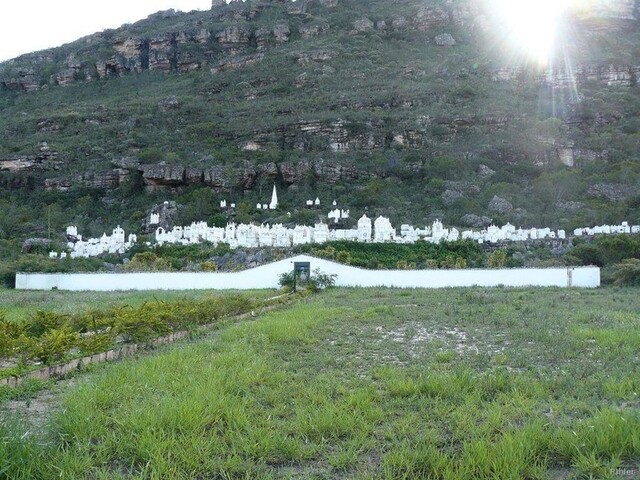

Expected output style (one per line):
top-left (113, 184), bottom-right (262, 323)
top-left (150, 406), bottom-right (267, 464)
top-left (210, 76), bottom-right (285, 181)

top-left (2, 0), bottom-right (640, 243)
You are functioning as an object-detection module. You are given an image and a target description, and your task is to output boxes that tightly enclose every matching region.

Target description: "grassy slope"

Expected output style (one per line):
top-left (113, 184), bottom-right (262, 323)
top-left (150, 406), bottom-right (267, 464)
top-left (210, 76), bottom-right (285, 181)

top-left (1, 287), bottom-right (639, 479)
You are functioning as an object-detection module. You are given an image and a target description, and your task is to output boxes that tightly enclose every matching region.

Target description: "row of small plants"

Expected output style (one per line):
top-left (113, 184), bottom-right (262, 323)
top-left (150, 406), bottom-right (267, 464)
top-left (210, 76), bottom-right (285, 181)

top-left (0, 294), bottom-right (256, 379)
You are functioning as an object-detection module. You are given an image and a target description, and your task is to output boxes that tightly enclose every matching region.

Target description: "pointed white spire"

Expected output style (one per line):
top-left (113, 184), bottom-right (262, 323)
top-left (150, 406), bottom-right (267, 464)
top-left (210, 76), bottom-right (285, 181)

top-left (269, 184), bottom-right (278, 210)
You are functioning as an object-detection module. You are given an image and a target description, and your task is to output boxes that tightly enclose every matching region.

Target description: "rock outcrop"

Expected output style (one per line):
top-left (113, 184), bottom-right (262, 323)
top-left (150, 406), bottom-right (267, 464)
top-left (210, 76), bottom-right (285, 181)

top-left (414, 7), bottom-right (450, 30)
top-left (143, 201), bottom-right (179, 233)
top-left (273, 23), bottom-right (291, 42)
top-left (435, 33), bottom-right (456, 46)
top-left (44, 169), bottom-right (128, 191)
top-left (216, 26), bottom-right (252, 45)
top-left (140, 164), bottom-right (186, 189)
top-left (477, 164), bottom-right (496, 178)
top-left (461, 214), bottom-right (493, 228)
top-left (210, 54), bottom-right (264, 73)
top-left (587, 183), bottom-right (635, 202)
top-left (114, 158), bottom-right (373, 193)
top-left (488, 195), bottom-right (514, 214)
top-left (22, 238), bottom-right (53, 253)
top-left (351, 18), bottom-right (374, 34)
top-left (299, 23), bottom-right (329, 39)
top-left (0, 70), bottom-right (40, 92)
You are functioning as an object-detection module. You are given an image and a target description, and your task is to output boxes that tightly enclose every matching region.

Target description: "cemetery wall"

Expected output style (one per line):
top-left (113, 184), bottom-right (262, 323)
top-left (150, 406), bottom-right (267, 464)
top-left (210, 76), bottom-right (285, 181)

top-left (16, 255), bottom-right (601, 291)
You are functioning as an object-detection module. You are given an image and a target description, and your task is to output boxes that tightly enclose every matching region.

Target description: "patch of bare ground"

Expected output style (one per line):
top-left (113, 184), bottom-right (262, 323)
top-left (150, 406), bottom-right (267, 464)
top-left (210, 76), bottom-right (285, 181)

top-left (4, 391), bottom-right (58, 428)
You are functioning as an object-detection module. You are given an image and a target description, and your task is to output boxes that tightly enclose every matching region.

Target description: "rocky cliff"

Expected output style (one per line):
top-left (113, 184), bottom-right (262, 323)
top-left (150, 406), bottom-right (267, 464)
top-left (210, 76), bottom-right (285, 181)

top-left (3, 0), bottom-right (637, 92)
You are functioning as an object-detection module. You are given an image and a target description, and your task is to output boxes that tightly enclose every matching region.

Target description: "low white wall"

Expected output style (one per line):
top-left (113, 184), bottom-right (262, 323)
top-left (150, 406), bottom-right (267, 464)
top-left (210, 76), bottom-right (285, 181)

top-left (15, 255), bottom-right (600, 291)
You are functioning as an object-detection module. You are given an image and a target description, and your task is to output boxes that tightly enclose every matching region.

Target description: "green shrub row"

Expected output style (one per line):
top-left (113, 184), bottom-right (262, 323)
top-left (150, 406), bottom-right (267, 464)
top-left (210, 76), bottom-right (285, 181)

top-left (568, 234), bottom-right (640, 267)
top-left (0, 294), bottom-right (255, 376)
top-left (299, 240), bottom-right (485, 270)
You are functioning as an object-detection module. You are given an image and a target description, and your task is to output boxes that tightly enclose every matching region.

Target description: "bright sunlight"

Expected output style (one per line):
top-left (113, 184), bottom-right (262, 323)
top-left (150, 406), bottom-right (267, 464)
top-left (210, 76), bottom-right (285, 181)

top-left (494, 0), bottom-right (571, 64)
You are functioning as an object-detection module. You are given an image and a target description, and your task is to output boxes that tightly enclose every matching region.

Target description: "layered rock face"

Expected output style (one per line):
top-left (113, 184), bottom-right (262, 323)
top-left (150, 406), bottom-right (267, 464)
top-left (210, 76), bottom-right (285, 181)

top-left (2, 0), bottom-right (637, 93)
top-left (35, 154), bottom-right (373, 193)
top-left (122, 159), bottom-right (371, 193)
top-left (0, 70), bottom-right (40, 92)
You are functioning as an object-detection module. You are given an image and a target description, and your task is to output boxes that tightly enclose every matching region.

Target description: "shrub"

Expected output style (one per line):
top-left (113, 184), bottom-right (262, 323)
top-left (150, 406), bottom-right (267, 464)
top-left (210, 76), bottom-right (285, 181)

top-left (26, 311), bottom-right (68, 338)
top-left (114, 308), bottom-right (171, 343)
top-left (306, 269), bottom-right (337, 292)
top-left (212, 295), bottom-right (255, 318)
top-left (278, 271), bottom-right (296, 291)
top-left (201, 261), bottom-right (218, 272)
top-left (299, 240), bottom-right (484, 270)
top-left (335, 250), bottom-right (351, 265)
top-left (312, 246), bottom-right (336, 260)
top-left (0, 332), bottom-right (14, 359)
top-left (11, 335), bottom-right (38, 365)
top-left (124, 252), bottom-right (172, 272)
top-left (33, 329), bottom-right (79, 365)
top-left (440, 255), bottom-right (467, 269)
top-left (0, 314), bottom-right (25, 360)
top-left (612, 258), bottom-right (640, 286)
top-left (487, 250), bottom-right (508, 268)
top-left (0, 269), bottom-right (16, 288)
top-left (77, 333), bottom-right (115, 356)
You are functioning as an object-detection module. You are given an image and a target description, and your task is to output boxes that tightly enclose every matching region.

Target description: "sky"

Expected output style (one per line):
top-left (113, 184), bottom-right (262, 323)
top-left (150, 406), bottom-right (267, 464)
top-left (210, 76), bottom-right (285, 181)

top-left (0, 1), bottom-right (214, 62)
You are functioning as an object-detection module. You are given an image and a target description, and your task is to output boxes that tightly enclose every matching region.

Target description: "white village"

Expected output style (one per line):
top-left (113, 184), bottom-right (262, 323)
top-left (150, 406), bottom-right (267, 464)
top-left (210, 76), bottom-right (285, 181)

top-left (50, 185), bottom-right (640, 260)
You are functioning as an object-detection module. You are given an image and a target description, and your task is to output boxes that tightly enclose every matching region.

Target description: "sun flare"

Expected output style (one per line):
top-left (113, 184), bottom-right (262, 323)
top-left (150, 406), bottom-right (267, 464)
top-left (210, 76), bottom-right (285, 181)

top-left (494, 0), bottom-right (571, 64)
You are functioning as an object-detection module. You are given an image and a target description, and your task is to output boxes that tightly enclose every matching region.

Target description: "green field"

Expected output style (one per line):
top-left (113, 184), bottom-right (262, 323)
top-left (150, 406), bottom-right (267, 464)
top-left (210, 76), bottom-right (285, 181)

top-left (1, 287), bottom-right (640, 479)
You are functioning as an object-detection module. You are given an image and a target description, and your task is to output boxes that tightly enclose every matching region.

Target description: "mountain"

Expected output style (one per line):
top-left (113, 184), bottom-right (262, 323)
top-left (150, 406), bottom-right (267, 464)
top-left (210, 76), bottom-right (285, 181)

top-left (1, 0), bottom-right (640, 242)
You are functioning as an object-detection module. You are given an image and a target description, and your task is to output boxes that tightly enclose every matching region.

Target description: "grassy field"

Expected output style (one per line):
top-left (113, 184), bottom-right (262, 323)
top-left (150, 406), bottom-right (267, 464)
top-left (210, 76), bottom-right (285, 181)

top-left (1, 287), bottom-right (640, 479)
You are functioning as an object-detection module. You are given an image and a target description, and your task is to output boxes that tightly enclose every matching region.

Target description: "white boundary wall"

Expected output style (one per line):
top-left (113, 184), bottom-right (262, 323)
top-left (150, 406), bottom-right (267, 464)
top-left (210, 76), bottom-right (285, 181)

top-left (15, 255), bottom-right (600, 291)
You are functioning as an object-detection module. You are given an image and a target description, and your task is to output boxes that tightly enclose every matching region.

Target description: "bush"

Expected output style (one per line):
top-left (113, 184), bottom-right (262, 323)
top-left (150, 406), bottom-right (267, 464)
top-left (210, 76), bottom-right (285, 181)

top-left (306, 269), bottom-right (337, 292)
top-left (335, 250), bottom-right (352, 265)
top-left (201, 261), bottom-right (218, 272)
top-left (124, 252), bottom-right (172, 272)
top-left (487, 250), bottom-right (508, 268)
top-left (0, 269), bottom-right (15, 288)
top-left (278, 271), bottom-right (296, 291)
top-left (0, 316), bottom-right (26, 361)
top-left (612, 258), bottom-right (640, 286)
top-left (77, 333), bottom-right (115, 356)
top-left (114, 311), bottom-right (171, 343)
top-left (568, 235), bottom-right (640, 268)
top-left (33, 329), bottom-right (78, 365)
top-left (26, 311), bottom-right (68, 338)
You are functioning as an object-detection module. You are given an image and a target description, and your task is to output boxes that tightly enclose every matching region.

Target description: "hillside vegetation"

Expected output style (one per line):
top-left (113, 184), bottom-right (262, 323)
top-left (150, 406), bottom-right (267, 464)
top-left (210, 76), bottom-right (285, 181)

top-left (2, 0), bottom-right (640, 246)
